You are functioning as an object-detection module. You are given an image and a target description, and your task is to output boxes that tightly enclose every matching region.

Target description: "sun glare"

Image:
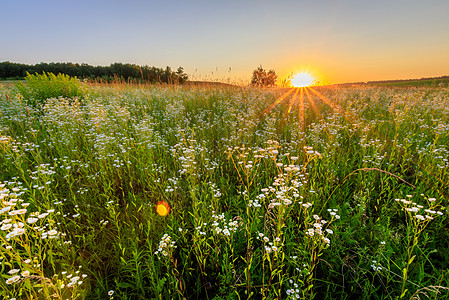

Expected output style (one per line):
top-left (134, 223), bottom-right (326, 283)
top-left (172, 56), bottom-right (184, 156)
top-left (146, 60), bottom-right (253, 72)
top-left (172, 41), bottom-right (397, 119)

top-left (291, 72), bottom-right (314, 88)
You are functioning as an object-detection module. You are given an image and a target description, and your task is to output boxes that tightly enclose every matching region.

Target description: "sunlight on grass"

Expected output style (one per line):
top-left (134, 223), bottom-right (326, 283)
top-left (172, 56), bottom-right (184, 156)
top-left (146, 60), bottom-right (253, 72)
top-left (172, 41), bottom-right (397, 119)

top-left (0, 80), bottom-right (448, 299)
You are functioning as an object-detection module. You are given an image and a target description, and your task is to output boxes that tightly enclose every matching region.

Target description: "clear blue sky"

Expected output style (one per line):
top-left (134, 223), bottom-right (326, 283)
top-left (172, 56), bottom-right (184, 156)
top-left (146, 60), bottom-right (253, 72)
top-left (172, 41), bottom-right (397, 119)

top-left (1, 0), bottom-right (449, 84)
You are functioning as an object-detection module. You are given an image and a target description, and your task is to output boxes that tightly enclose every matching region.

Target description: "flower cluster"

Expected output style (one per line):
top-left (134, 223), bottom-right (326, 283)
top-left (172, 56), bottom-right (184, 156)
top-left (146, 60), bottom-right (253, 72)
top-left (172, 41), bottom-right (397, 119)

top-left (154, 233), bottom-right (177, 257)
top-left (0, 183), bottom-right (59, 241)
top-left (286, 279), bottom-right (302, 299)
top-left (171, 138), bottom-right (201, 175)
top-left (303, 145), bottom-right (322, 158)
top-left (263, 172), bottom-right (306, 210)
top-left (0, 180), bottom-right (69, 292)
top-left (395, 194), bottom-right (445, 222)
top-left (257, 232), bottom-right (283, 254)
top-left (5, 266), bottom-right (30, 285)
top-left (327, 208), bottom-right (341, 220)
top-left (58, 267), bottom-right (88, 288)
top-left (305, 213), bottom-right (336, 246)
top-left (194, 224), bottom-right (207, 236)
top-left (370, 260), bottom-right (383, 272)
top-left (165, 176), bottom-right (180, 193)
top-left (209, 182), bottom-right (222, 198)
top-left (248, 196), bottom-right (262, 208)
top-left (210, 212), bottom-right (240, 237)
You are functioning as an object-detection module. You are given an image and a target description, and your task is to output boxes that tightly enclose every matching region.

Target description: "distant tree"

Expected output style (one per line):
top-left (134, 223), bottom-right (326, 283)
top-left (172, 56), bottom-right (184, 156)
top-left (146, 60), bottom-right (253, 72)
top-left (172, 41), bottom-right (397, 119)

top-left (176, 67), bottom-right (188, 84)
top-left (265, 70), bottom-right (277, 87)
top-left (0, 62), bottom-right (27, 79)
top-left (162, 66), bottom-right (172, 83)
top-left (251, 66), bottom-right (265, 87)
top-left (251, 66), bottom-right (278, 87)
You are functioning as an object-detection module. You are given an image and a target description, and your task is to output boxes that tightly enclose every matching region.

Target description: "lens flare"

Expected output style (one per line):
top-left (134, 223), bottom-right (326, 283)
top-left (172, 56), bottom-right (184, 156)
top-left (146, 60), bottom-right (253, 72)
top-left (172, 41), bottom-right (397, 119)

top-left (156, 201), bottom-right (170, 216)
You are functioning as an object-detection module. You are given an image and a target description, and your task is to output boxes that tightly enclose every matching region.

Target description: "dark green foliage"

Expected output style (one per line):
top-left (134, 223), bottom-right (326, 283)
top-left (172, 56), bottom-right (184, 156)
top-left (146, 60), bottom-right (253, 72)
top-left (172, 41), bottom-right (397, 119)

top-left (0, 61), bottom-right (189, 84)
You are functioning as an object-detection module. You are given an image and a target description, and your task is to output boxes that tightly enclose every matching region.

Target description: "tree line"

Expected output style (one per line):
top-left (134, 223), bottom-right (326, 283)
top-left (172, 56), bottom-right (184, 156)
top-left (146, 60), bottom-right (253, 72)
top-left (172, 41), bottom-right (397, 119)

top-left (0, 61), bottom-right (189, 84)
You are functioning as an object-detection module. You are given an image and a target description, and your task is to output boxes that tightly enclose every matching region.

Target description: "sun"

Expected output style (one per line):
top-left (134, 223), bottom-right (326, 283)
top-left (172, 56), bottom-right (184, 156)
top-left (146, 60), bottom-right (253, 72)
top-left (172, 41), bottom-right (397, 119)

top-left (291, 72), bottom-right (315, 88)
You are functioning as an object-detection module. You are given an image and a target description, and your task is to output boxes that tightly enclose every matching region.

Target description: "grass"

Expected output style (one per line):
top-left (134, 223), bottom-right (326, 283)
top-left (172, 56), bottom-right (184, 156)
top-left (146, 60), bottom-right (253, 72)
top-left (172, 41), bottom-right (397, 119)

top-left (369, 77), bottom-right (449, 87)
top-left (0, 80), bottom-right (448, 299)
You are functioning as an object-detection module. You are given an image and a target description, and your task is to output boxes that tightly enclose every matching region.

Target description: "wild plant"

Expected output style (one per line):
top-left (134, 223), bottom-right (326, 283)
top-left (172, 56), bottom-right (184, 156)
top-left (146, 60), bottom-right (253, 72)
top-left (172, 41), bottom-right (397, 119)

top-left (394, 195), bottom-right (446, 299)
top-left (0, 181), bottom-right (85, 299)
top-left (0, 84), bottom-right (448, 299)
top-left (15, 72), bottom-right (84, 107)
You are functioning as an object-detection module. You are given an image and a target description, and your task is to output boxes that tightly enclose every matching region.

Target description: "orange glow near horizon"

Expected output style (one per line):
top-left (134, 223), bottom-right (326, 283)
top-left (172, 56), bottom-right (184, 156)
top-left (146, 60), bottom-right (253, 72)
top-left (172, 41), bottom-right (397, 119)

top-left (291, 72), bottom-right (315, 87)
top-left (258, 83), bottom-right (360, 144)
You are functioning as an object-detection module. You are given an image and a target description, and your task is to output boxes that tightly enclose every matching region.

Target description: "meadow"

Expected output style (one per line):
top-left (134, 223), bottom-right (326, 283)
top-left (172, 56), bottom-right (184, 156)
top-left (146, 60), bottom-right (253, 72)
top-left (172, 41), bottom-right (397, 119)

top-left (368, 78), bottom-right (449, 88)
top-left (0, 77), bottom-right (448, 299)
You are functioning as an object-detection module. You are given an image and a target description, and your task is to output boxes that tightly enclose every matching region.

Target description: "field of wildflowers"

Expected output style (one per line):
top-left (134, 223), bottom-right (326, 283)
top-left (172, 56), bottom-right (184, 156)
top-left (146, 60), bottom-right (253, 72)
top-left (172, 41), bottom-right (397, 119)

top-left (0, 81), bottom-right (448, 299)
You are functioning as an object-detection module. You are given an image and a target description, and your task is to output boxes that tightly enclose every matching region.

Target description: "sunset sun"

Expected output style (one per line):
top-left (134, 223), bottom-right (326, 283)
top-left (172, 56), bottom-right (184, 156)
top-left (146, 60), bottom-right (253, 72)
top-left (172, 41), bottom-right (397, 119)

top-left (291, 72), bottom-right (315, 88)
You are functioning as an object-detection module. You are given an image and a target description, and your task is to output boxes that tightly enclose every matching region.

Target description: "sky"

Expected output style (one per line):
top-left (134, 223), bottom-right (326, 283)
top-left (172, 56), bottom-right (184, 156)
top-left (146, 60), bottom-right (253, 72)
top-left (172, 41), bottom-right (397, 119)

top-left (1, 0), bottom-right (449, 84)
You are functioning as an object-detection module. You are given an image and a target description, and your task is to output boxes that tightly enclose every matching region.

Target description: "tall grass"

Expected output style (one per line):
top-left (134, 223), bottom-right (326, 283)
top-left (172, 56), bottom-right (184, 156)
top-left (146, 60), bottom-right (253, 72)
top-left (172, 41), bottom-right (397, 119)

top-left (0, 82), bottom-right (448, 299)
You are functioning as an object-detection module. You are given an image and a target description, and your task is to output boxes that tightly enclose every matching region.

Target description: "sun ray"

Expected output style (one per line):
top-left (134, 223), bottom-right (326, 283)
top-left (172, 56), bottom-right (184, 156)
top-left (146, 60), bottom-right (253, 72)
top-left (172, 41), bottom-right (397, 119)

top-left (308, 87), bottom-right (359, 124)
top-left (304, 88), bottom-right (323, 120)
top-left (258, 88), bottom-right (295, 117)
top-left (298, 87), bottom-right (305, 136)
top-left (286, 93), bottom-right (295, 115)
top-left (278, 87), bottom-right (300, 130)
